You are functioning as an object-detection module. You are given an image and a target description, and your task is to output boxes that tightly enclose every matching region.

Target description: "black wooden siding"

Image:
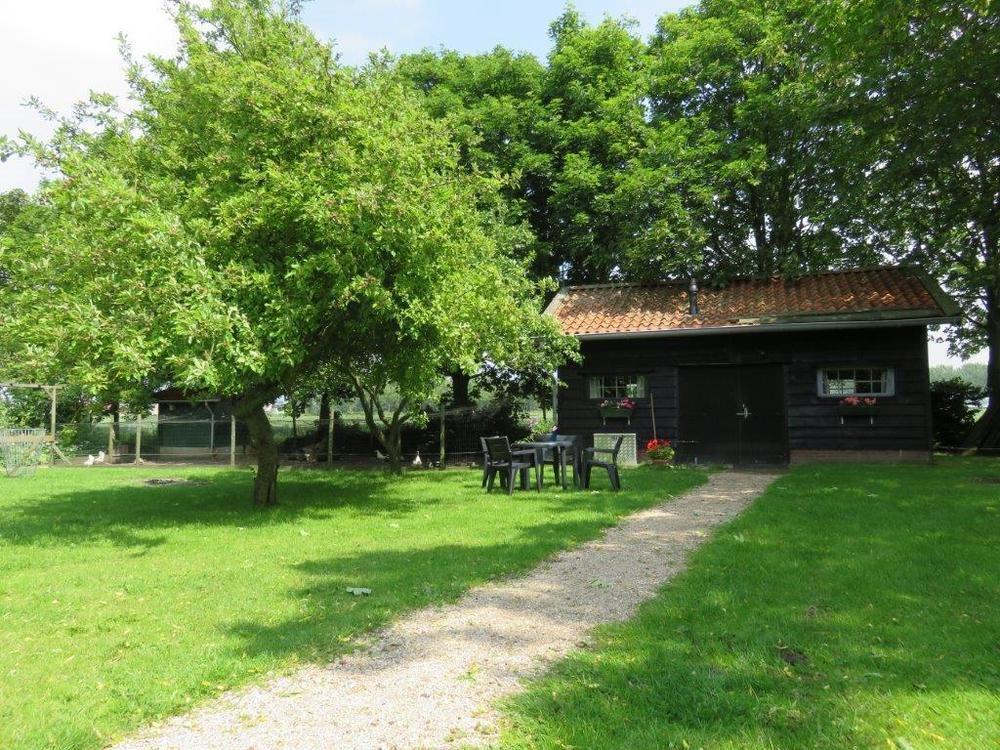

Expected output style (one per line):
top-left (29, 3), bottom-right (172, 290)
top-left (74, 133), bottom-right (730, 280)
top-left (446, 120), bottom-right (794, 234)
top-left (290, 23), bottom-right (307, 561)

top-left (557, 325), bottom-right (932, 455)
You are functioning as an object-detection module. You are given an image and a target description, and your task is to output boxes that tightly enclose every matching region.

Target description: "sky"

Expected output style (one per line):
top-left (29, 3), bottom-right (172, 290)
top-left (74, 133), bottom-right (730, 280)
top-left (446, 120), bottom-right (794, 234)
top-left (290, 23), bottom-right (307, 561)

top-left (0, 0), bottom-right (985, 365)
top-left (1, 0), bottom-right (687, 192)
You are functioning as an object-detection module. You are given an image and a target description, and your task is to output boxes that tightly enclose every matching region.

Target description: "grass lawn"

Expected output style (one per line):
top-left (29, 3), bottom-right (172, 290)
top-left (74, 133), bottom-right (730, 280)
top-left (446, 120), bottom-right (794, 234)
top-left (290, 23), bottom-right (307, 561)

top-left (497, 457), bottom-right (1000, 750)
top-left (0, 463), bottom-right (704, 750)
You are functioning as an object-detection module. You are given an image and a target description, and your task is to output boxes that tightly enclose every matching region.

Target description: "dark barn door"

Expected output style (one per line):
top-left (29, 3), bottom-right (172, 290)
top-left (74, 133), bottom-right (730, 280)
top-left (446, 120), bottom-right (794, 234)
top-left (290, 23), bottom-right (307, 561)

top-left (678, 365), bottom-right (787, 465)
top-left (676, 367), bottom-right (740, 464)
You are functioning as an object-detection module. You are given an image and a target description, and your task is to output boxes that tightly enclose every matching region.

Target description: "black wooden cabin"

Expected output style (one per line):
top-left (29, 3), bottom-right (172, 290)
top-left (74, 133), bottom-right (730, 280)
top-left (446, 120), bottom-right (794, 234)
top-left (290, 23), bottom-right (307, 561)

top-left (546, 268), bottom-right (959, 465)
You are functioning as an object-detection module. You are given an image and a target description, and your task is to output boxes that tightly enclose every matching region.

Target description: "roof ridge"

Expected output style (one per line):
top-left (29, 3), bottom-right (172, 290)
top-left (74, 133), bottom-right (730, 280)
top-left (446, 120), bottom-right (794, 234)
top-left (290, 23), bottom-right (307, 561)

top-left (559, 265), bottom-right (913, 292)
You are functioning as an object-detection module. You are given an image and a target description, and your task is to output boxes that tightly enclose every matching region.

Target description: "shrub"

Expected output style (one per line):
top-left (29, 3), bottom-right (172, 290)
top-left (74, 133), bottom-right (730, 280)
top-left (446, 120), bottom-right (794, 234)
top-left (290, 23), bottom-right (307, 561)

top-left (930, 377), bottom-right (986, 448)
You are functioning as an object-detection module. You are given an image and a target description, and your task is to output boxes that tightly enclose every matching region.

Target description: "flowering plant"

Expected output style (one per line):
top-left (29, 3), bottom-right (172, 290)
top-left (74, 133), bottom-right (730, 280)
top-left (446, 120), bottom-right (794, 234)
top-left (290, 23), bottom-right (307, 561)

top-left (839, 396), bottom-right (877, 407)
top-left (527, 417), bottom-right (557, 440)
top-left (600, 397), bottom-right (636, 410)
top-left (645, 438), bottom-right (674, 461)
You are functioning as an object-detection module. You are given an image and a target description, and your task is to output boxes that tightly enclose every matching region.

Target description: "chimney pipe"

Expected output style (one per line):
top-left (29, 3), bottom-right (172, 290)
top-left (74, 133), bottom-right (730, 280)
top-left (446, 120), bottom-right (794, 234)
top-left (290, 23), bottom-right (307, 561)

top-left (688, 277), bottom-right (699, 316)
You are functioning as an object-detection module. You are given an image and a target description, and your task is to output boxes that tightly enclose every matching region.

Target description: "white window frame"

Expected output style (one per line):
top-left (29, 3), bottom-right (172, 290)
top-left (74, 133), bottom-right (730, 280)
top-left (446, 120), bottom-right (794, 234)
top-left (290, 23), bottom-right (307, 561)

top-left (816, 367), bottom-right (895, 397)
top-left (588, 374), bottom-right (648, 400)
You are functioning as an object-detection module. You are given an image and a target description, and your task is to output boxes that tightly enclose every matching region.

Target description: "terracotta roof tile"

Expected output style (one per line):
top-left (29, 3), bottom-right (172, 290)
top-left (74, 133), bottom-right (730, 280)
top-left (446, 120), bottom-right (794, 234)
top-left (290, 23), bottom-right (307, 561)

top-left (548, 267), bottom-right (954, 337)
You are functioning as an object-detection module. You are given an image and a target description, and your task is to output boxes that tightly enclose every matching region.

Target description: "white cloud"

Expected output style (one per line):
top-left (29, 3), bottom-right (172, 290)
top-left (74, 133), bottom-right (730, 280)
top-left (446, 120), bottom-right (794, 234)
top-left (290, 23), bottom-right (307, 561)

top-left (1, 0), bottom-right (181, 191)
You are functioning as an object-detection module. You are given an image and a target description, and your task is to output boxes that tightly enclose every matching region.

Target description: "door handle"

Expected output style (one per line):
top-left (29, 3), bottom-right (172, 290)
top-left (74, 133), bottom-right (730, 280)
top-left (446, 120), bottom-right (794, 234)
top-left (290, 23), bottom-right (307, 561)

top-left (736, 404), bottom-right (750, 419)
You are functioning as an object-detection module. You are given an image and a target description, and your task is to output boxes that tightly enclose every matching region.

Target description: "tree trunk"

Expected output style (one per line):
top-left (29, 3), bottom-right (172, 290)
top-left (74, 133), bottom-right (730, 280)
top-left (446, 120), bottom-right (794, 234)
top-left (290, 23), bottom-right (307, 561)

top-left (987, 291), bottom-right (1000, 413)
top-left (748, 187), bottom-right (771, 275)
top-left (966, 286), bottom-right (1000, 450)
top-left (384, 422), bottom-right (403, 475)
top-left (450, 371), bottom-right (473, 407)
top-left (317, 393), bottom-right (331, 433)
top-left (110, 401), bottom-right (120, 463)
top-left (241, 403), bottom-right (279, 506)
top-left (348, 376), bottom-right (408, 474)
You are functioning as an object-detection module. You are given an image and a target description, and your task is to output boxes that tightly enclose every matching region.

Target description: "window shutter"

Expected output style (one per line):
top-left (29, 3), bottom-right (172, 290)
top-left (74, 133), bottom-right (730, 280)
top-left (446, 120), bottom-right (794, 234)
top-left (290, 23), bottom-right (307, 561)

top-left (817, 369), bottom-right (829, 395)
top-left (636, 376), bottom-right (648, 398)
top-left (588, 377), bottom-right (601, 399)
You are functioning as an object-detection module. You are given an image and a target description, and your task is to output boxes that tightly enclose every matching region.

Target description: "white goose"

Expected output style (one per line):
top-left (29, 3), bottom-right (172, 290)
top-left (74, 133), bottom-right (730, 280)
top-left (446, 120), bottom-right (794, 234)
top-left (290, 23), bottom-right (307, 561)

top-left (412, 450), bottom-right (422, 468)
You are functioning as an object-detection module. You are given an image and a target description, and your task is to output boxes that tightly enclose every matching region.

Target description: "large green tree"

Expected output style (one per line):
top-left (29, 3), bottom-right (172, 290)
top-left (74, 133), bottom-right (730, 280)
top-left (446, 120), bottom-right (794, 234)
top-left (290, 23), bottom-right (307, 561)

top-left (539, 9), bottom-right (654, 282)
top-left (819, 0), bottom-right (1000, 429)
top-left (1, 0), bottom-right (567, 500)
top-left (395, 47), bottom-right (548, 272)
top-left (0, 189), bottom-right (49, 292)
top-left (394, 47), bottom-right (561, 404)
top-left (643, 0), bottom-right (876, 280)
top-left (397, 10), bottom-right (658, 283)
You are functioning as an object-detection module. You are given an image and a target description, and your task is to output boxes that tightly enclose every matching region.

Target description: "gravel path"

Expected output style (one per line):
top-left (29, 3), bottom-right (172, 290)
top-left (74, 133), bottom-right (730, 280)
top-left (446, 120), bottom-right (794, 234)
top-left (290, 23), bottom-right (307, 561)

top-left (112, 470), bottom-right (777, 750)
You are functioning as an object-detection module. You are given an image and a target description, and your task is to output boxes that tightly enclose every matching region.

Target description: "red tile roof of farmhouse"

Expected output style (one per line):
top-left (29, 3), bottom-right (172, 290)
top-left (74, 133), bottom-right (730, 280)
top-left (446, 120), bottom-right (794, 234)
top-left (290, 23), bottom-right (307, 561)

top-left (545, 267), bottom-right (958, 337)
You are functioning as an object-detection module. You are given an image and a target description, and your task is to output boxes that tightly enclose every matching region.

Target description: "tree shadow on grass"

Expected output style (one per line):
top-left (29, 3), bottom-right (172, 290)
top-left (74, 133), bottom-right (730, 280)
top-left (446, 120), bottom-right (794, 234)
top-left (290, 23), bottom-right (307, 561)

top-left (219, 470), bottom-right (706, 666)
top-left (223, 515), bottom-right (630, 664)
top-left (0, 469), bottom-right (442, 548)
top-left (0, 465), bottom-right (684, 550)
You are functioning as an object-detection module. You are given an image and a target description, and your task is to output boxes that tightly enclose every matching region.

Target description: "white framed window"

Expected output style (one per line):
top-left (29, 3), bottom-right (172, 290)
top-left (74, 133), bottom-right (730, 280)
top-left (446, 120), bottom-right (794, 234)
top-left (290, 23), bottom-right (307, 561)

top-left (817, 367), bottom-right (895, 397)
top-left (588, 375), bottom-right (648, 400)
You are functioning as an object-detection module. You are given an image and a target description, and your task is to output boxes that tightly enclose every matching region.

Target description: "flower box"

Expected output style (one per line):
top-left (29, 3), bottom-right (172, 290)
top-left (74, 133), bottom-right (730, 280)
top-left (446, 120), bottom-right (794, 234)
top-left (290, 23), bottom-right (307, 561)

top-left (836, 405), bottom-right (879, 416)
top-left (599, 406), bottom-right (634, 424)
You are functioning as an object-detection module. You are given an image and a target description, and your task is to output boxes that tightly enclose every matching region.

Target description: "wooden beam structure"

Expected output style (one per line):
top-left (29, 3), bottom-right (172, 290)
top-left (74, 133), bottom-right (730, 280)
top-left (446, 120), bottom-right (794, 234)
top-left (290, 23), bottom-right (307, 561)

top-left (0, 382), bottom-right (71, 464)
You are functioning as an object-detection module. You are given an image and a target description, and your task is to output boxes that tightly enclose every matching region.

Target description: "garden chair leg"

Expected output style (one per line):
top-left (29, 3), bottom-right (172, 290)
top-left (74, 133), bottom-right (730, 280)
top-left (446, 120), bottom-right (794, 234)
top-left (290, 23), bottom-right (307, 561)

top-left (486, 469), bottom-right (497, 493)
top-left (610, 466), bottom-right (621, 491)
top-left (507, 466), bottom-right (516, 496)
top-left (534, 463), bottom-right (541, 491)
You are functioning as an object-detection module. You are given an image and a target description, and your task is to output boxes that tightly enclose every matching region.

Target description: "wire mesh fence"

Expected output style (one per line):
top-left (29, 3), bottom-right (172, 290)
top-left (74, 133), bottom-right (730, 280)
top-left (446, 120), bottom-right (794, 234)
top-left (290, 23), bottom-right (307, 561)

top-left (47, 404), bottom-right (533, 467)
top-left (0, 428), bottom-right (47, 477)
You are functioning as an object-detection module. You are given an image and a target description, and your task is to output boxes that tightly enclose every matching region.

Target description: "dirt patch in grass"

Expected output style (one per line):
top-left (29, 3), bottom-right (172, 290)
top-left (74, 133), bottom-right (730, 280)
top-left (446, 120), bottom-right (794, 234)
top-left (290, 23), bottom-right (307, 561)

top-left (142, 478), bottom-right (209, 487)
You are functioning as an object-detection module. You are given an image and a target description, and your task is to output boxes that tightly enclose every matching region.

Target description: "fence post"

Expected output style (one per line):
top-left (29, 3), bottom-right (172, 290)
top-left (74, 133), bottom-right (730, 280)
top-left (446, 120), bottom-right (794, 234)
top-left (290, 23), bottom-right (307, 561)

top-left (439, 402), bottom-right (446, 467)
top-left (135, 413), bottom-right (142, 464)
top-left (649, 389), bottom-right (657, 441)
top-left (230, 414), bottom-right (236, 468)
top-left (551, 370), bottom-right (559, 426)
top-left (209, 405), bottom-right (215, 455)
top-left (50, 385), bottom-right (58, 465)
top-left (327, 409), bottom-right (334, 467)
